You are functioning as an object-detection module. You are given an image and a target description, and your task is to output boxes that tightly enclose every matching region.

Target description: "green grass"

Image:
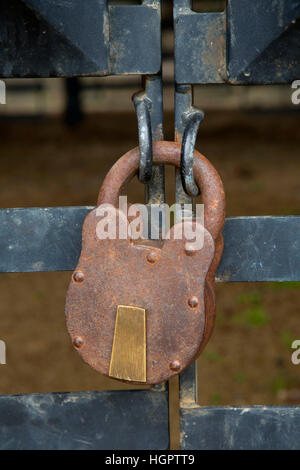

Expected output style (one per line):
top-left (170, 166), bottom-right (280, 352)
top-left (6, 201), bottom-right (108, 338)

top-left (234, 372), bottom-right (247, 384)
top-left (269, 374), bottom-right (287, 394)
top-left (268, 282), bottom-right (300, 291)
top-left (202, 350), bottom-right (223, 363)
top-left (211, 393), bottom-right (221, 405)
top-left (280, 330), bottom-right (294, 349)
top-left (232, 305), bottom-right (269, 328)
top-left (233, 290), bottom-right (269, 329)
top-left (238, 290), bottom-right (261, 305)
top-left (34, 290), bottom-right (45, 300)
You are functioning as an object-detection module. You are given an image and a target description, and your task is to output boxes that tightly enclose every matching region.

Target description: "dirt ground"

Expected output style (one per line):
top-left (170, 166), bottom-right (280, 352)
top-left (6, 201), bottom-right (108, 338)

top-left (0, 110), bottom-right (299, 412)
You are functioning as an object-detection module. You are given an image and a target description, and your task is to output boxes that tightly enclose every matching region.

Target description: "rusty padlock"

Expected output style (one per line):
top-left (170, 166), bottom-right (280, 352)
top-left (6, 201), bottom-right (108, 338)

top-left (65, 141), bottom-right (225, 384)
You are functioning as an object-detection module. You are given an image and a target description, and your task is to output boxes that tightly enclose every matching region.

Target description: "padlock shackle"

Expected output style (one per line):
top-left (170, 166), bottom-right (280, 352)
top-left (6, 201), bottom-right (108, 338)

top-left (97, 141), bottom-right (225, 240)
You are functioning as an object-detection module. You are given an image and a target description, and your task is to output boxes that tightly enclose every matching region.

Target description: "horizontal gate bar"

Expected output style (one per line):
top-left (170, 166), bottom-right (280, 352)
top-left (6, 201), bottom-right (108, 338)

top-left (179, 364), bottom-right (300, 450)
top-left (174, 0), bottom-right (300, 84)
top-left (0, 390), bottom-right (169, 450)
top-left (0, 0), bottom-right (161, 78)
top-left (227, 0), bottom-right (300, 84)
top-left (181, 406), bottom-right (300, 450)
top-left (218, 215), bottom-right (300, 282)
top-left (0, 208), bottom-right (299, 281)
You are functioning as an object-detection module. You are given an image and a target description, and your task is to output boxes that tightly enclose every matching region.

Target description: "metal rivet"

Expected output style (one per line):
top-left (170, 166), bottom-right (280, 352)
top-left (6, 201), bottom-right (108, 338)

top-left (73, 271), bottom-right (84, 283)
top-left (188, 296), bottom-right (199, 308)
top-left (73, 336), bottom-right (84, 348)
top-left (169, 360), bottom-right (181, 371)
top-left (146, 252), bottom-right (158, 264)
top-left (185, 242), bottom-right (197, 256)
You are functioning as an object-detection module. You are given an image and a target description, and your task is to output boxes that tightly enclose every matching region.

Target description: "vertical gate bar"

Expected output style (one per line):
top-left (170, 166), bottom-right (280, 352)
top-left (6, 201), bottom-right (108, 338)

top-left (179, 362), bottom-right (198, 407)
top-left (174, 84), bottom-right (193, 217)
top-left (144, 74), bottom-right (165, 205)
top-left (174, 0), bottom-right (198, 413)
top-left (174, 85), bottom-right (195, 222)
top-left (174, 2), bottom-right (194, 221)
top-left (142, 0), bottom-right (164, 207)
top-left (174, 0), bottom-right (192, 10)
top-left (143, 2), bottom-right (165, 239)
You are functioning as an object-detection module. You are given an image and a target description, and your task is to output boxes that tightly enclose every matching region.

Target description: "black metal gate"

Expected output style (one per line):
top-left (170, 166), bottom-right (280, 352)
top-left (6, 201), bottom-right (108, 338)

top-left (0, 0), bottom-right (299, 450)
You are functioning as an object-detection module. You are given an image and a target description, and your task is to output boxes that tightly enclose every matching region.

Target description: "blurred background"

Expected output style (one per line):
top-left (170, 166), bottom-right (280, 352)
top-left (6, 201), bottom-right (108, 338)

top-left (0, 0), bottom-right (299, 438)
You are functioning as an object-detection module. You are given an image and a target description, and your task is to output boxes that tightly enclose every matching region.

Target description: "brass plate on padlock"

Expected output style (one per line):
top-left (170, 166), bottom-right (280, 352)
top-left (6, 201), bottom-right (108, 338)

top-left (109, 305), bottom-right (146, 383)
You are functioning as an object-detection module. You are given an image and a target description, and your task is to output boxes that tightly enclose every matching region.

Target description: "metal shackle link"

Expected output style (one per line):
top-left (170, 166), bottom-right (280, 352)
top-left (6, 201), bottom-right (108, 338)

top-left (180, 107), bottom-right (204, 197)
top-left (132, 91), bottom-right (153, 184)
top-left (97, 141), bottom-right (225, 242)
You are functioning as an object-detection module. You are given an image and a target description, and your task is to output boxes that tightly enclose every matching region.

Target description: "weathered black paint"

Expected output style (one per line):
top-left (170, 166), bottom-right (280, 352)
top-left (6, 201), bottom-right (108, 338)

top-left (109, 3), bottom-right (161, 76)
top-left (0, 390), bottom-right (169, 450)
top-left (0, 0), bottom-right (161, 77)
top-left (181, 406), bottom-right (300, 450)
top-left (0, 208), bottom-right (299, 282)
top-left (174, 0), bottom-right (300, 84)
top-left (180, 363), bottom-right (300, 450)
top-left (218, 216), bottom-right (300, 282)
top-left (227, 0), bottom-right (300, 84)
top-left (174, 2), bottom-right (226, 84)
top-left (1, 0), bottom-right (298, 83)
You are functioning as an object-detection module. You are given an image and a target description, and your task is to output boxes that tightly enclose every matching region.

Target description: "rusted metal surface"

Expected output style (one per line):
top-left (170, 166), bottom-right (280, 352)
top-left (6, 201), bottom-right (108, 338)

top-left (65, 142), bottom-right (225, 385)
top-left (97, 142), bottom-right (225, 239)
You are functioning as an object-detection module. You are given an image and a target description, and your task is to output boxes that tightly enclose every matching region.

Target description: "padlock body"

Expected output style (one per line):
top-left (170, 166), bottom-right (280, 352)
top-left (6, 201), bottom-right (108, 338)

top-left (65, 210), bottom-right (215, 384)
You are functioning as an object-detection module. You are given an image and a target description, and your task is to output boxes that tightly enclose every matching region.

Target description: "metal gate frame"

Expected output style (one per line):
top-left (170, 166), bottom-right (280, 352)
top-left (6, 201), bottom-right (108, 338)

top-left (0, 0), bottom-right (299, 450)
